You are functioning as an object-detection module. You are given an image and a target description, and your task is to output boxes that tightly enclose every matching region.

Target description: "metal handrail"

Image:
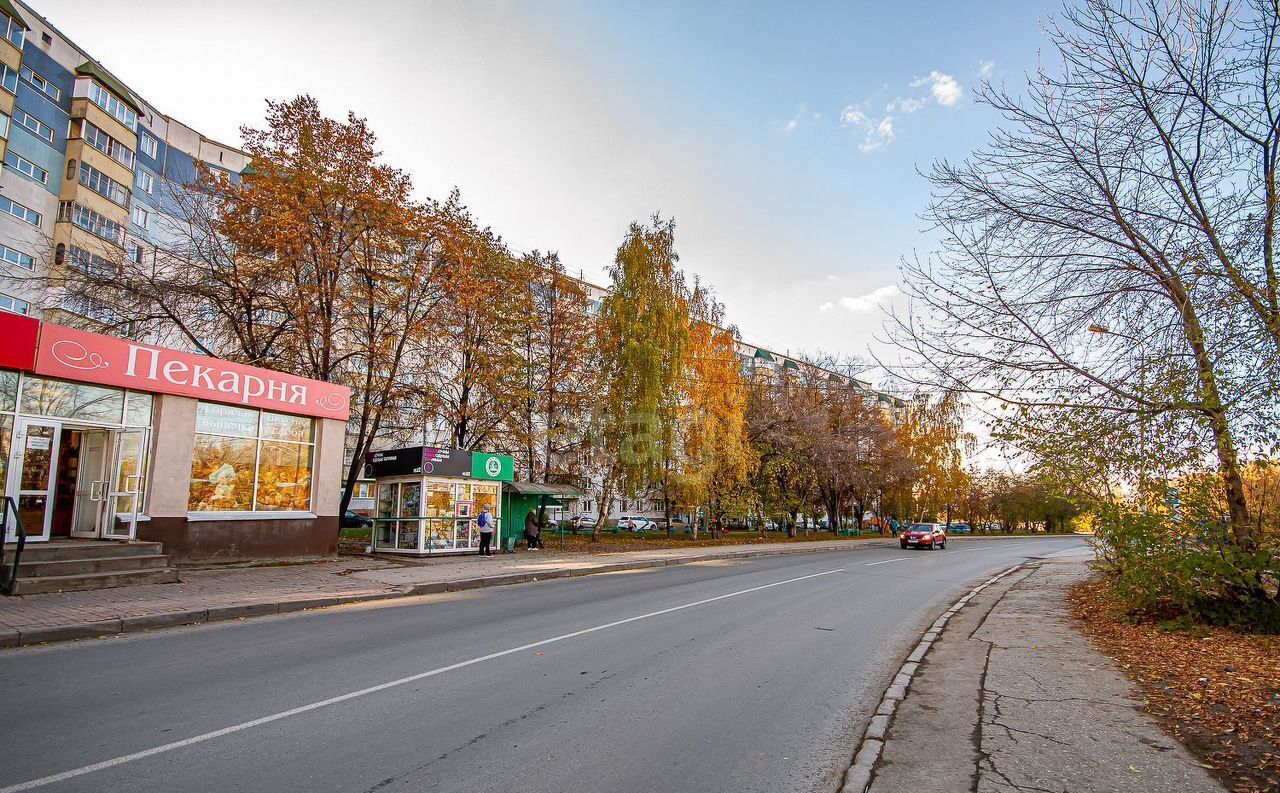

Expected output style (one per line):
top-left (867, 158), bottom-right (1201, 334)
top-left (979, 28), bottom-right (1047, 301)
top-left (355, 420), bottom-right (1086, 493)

top-left (1, 495), bottom-right (27, 595)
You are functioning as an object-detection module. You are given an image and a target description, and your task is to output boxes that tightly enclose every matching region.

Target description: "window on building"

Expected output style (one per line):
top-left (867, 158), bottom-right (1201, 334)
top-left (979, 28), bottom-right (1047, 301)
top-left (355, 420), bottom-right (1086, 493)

top-left (135, 169), bottom-right (153, 194)
top-left (0, 63), bottom-right (16, 94)
top-left (40, 32), bottom-right (51, 46)
top-left (0, 111), bottom-right (10, 140)
top-left (58, 201), bottom-right (122, 244)
top-left (1, 13), bottom-right (24, 48)
top-left (4, 150), bottom-right (47, 184)
top-left (88, 81), bottom-right (137, 130)
top-left (59, 292), bottom-right (117, 324)
top-left (0, 292), bottom-right (29, 315)
top-left (188, 402), bottom-right (315, 513)
top-left (129, 204), bottom-right (149, 230)
top-left (81, 121), bottom-right (134, 169)
top-left (79, 162), bottom-right (129, 206)
top-left (14, 109), bottom-right (53, 143)
top-left (0, 195), bottom-right (41, 226)
top-left (19, 65), bottom-right (60, 102)
top-left (68, 245), bottom-right (114, 278)
top-left (0, 243), bottom-right (34, 270)
top-left (139, 132), bottom-right (157, 158)
top-left (127, 240), bottom-right (143, 264)
top-left (21, 375), bottom-right (126, 422)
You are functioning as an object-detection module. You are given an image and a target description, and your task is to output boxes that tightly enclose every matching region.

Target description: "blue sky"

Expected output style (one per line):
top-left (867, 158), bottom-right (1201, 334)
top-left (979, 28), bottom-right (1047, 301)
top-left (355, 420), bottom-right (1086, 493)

top-left (43, 0), bottom-right (1059, 367)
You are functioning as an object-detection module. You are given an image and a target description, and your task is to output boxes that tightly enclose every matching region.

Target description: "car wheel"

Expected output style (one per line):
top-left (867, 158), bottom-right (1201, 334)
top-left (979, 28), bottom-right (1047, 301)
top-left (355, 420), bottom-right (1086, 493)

top-left (900, 542), bottom-right (907, 549)
top-left (940, 540), bottom-right (946, 549)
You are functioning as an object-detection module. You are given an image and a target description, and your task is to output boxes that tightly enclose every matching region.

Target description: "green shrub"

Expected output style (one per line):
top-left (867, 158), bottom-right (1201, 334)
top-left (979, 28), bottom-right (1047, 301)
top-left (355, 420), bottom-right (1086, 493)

top-left (1093, 505), bottom-right (1279, 633)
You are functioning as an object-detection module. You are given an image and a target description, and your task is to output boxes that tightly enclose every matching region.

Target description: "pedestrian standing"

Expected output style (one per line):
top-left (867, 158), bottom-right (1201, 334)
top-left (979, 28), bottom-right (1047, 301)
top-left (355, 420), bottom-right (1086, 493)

top-left (525, 509), bottom-right (543, 550)
top-left (477, 505), bottom-right (495, 556)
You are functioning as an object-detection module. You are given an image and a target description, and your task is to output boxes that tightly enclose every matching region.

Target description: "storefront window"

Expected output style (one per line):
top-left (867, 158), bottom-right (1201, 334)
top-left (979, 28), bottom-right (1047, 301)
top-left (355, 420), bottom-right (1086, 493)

top-left (260, 411), bottom-right (311, 443)
top-left (188, 401), bottom-right (315, 513)
top-left (189, 435), bottom-right (256, 511)
top-left (21, 376), bottom-right (124, 423)
top-left (473, 484), bottom-right (499, 517)
top-left (124, 392), bottom-right (153, 427)
top-left (0, 369), bottom-right (17, 412)
top-left (397, 482), bottom-right (421, 549)
top-left (0, 414), bottom-right (10, 498)
top-left (425, 481), bottom-right (453, 518)
top-left (255, 441), bottom-right (312, 511)
top-left (375, 484), bottom-right (394, 545)
top-left (194, 402), bottom-right (257, 437)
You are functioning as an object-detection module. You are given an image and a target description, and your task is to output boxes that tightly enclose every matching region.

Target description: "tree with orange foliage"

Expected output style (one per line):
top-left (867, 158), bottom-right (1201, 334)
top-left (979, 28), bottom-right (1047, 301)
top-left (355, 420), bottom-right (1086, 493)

top-left (676, 281), bottom-right (754, 539)
top-left (59, 95), bottom-right (451, 518)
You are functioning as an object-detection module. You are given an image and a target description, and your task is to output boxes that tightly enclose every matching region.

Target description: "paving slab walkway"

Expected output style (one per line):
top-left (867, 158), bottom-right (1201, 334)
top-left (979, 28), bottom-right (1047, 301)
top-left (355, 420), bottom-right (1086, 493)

top-left (869, 556), bottom-right (1225, 793)
top-left (0, 537), bottom-right (890, 647)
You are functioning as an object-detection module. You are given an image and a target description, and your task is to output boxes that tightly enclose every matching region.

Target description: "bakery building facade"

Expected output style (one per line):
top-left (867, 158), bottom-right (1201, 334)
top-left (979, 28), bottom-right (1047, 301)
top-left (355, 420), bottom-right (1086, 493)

top-left (1, 311), bottom-right (351, 562)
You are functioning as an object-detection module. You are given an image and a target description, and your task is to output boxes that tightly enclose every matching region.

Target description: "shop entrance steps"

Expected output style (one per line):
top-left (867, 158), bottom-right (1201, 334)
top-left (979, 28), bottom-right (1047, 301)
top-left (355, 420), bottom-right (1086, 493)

top-left (6, 540), bottom-right (179, 594)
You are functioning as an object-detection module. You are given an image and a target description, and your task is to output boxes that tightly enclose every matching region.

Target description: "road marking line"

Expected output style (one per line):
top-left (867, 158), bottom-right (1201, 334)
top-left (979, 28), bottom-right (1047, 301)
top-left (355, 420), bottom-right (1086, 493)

top-left (0, 567), bottom-right (845, 793)
top-left (865, 557), bottom-right (910, 566)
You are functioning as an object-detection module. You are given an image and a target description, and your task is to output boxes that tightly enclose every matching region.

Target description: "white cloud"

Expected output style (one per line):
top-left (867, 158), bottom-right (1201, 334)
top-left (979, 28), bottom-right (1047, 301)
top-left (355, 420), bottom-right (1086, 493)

top-left (913, 70), bottom-right (962, 106)
top-left (842, 68), bottom-right (963, 152)
top-left (782, 118), bottom-right (798, 132)
top-left (978, 60), bottom-right (995, 78)
top-left (859, 116), bottom-right (895, 152)
top-left (841, 103), bottom-right (896, 153)
top-left (838, 284), bottom-right (900, 312)
top-left (818, 301), bottom-right (834, 313)
top-left (840, 105), bottom-right (867, 126)
top-left (886, 95), bottom-right (927, 114)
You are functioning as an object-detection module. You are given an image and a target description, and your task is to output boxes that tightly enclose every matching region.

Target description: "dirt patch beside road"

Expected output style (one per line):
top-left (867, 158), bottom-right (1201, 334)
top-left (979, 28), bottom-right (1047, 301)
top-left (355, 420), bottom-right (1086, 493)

top-left (1070, 577), bottom-right (1280, 793)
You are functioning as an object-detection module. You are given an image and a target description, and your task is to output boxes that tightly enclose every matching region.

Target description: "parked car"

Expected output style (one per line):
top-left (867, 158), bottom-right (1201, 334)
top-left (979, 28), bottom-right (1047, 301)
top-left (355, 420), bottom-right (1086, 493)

top-left (900, 523), bottom-right (947, 550)
top-left (948, 522), bottom-right (972, 534)
top-left (615, 516), bottom-right (658, 532)
top-left (341, 511), bottom-right (373, 529)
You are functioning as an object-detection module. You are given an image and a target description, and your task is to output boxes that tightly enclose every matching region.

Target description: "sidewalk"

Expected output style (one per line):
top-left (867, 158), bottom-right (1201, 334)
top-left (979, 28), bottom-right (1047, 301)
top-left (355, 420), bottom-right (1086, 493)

top-left (0, 537), bottom-right (889, 648)
top-left (866, 556), bottom-right (1225, 793)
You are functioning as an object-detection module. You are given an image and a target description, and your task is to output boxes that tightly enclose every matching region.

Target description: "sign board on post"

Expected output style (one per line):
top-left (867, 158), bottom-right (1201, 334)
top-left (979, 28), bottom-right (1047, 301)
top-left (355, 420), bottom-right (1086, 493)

top-left (33, 322), bottom-right (351, 420)
top-left (470, 453), bottom-right (514, 482)
top-left (365, 446), bottom-right (427, 478)
top-left (421, 447), bottom-right (472, 478)
top-left (364, 447), bottom-right (515, 482)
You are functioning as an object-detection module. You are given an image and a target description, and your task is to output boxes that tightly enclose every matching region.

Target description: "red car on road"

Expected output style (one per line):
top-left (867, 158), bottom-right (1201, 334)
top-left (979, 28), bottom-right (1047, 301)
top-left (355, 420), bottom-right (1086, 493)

top-left (901, 523), bottom-right (947, 550)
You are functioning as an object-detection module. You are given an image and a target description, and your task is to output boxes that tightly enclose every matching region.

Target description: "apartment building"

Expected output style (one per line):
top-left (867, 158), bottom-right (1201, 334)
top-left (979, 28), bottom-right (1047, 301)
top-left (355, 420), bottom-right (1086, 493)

top-left (0, 1), bottom-right (355, 573)
top-left (0, 0), bottom-right (247, 324)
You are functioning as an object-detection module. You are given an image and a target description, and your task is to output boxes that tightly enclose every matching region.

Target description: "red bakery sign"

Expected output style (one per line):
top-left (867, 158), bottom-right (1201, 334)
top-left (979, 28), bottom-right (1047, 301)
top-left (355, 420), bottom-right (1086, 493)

top-left (32, 322), bottom-right (350, 420)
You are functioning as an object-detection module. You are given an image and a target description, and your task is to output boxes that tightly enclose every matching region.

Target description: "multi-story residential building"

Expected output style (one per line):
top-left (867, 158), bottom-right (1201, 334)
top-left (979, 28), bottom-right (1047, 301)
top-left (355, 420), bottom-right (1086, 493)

top-left (0, 1), bottom-right (356, 576)
top-left (0, 0), bottom-right (248, 324)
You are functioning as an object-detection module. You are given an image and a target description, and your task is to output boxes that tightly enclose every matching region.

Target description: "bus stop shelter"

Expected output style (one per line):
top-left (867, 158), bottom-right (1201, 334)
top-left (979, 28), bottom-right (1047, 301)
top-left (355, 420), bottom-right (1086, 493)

top-left (502, 482), bottom-right (583, 548)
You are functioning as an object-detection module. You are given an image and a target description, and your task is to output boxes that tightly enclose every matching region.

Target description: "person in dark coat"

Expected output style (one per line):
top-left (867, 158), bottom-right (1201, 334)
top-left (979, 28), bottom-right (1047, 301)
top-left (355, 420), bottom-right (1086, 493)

top-left (524, 509), bottom-right (543, 550)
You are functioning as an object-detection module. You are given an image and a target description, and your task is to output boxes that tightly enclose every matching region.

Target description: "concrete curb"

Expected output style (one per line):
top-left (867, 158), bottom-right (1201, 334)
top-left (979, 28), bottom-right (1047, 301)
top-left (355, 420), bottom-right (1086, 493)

top-left (4, 539), bottom-right (889, 648)
top-left (838, 562), bottom-right (1026, 793)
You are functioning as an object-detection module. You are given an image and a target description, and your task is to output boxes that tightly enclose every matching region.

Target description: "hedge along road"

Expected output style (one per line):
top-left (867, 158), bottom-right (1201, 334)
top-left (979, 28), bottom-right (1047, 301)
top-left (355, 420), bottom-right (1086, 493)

top-left (0, 536), bottom-right (1089, 793)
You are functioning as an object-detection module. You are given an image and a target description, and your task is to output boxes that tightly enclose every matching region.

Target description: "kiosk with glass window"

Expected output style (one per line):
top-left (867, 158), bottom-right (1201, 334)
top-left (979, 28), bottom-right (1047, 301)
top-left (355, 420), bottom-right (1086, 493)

top-left (365, 446), bottom-right (514, 555)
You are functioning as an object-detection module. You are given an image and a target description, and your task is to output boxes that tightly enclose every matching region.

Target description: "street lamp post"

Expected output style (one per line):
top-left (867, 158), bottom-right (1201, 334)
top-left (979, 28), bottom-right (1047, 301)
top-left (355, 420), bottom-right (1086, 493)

top-left (1087, 324), bottom-right (1148, 511)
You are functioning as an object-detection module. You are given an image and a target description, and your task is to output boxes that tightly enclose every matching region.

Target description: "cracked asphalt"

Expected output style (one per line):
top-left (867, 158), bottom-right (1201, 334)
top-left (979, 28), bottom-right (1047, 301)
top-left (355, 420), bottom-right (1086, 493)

top-left (0, 537), bottom-right (1084, 793)
top-left (872, 555), bottom-right (1225, 793)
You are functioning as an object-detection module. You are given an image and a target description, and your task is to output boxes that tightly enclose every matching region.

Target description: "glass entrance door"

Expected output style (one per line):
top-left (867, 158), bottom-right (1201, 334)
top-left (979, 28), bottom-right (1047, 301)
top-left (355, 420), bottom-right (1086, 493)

top-left (70, 429), bottom-right (110, 538)
top-left (102, 428), bottom-right (147, 540)
top-left (6, 417), bottom-right (59, 543)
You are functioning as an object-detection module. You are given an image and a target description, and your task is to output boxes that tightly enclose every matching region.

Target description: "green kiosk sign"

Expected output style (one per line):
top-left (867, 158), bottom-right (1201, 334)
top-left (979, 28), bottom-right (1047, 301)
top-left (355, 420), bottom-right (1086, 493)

top-left (470, 452), bottom-right (514, 482)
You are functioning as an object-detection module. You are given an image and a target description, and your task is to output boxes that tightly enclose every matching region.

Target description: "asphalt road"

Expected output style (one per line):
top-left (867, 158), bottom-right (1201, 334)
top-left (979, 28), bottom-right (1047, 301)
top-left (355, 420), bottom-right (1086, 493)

top-left (0, 536), bottom-right (1089, 793)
